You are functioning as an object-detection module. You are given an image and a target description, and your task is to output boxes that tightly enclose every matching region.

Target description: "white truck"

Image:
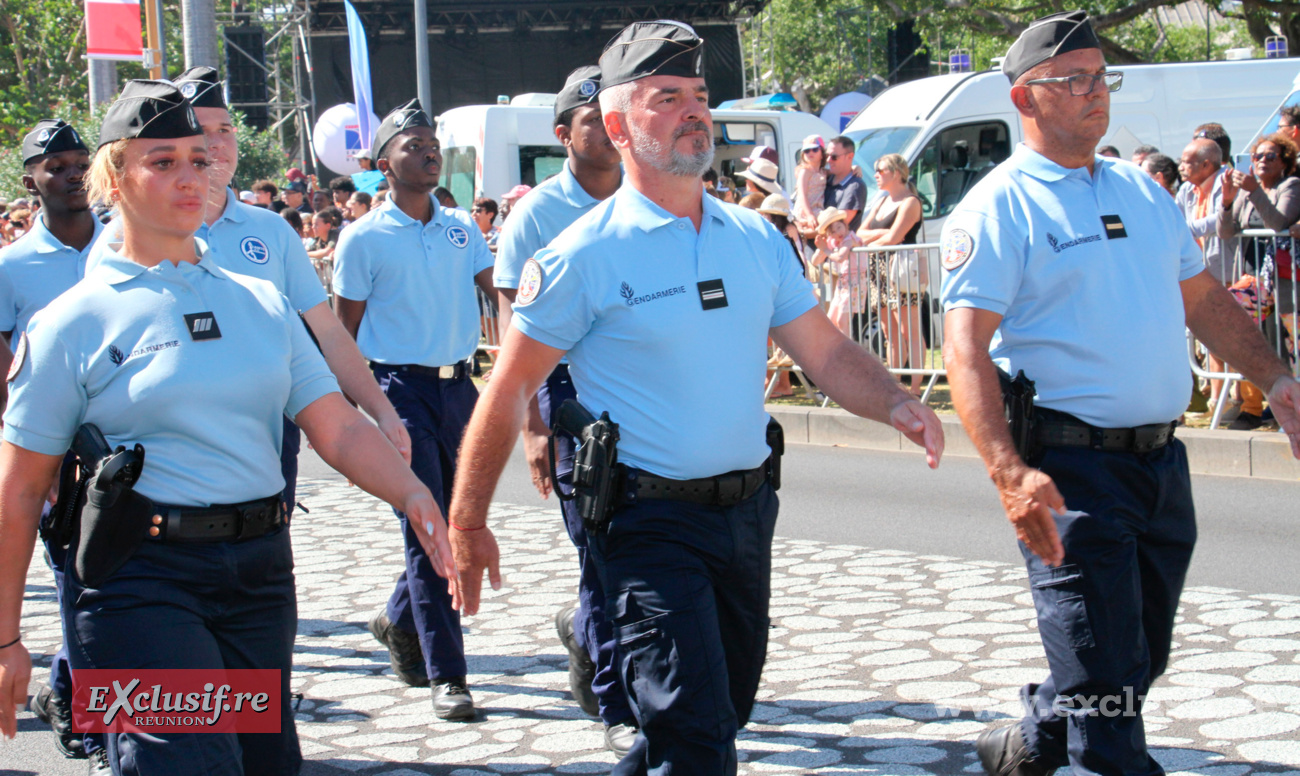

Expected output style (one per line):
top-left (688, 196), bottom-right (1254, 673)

top-left (842, 57), bottom-right (1300, 239)
top-left (435, 94), bottom-right (836, 204)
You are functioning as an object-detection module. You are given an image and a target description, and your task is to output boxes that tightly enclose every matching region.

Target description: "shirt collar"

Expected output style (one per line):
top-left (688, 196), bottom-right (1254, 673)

top-left (376, 193), bottom-right (443, 228)
top-left (614, 183), bottom-right (726, 233)
top-left (211, 187), bottom-right (248, 225)
top-left (1009, 143), bottom-right (1097, 183)
top-left (557, 160), bottom-right (607, 209)
top-left (25, 213), bottom-right (104, 255)
top-left (94, 237), bottom-right (223, 285)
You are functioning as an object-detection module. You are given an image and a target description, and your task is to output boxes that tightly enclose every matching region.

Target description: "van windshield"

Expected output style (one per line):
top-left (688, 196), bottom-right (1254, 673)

top-left (844, 126), bottom-right (919, 200)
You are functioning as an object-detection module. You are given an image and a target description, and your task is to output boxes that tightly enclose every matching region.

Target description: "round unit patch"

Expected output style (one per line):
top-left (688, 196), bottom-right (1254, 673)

top-left (7, 332), bottom-right (27, 382)
top-left (37, 129), bottom-right (51, 143)
top-left (445, 225), bottom-right (470, 249)
top-left (517, 259), bottom-right (544, 305)
top-left (942, 229), bottom-right (974, 271)
top-left (579, 80), bottom-right (599, 98)
top-left (180, 82), bottom-right (198, 99)
top-left (240, 236), bottom-right (270, 265)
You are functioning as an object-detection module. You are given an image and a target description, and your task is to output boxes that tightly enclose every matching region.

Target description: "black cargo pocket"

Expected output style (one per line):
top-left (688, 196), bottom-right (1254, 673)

top-left (1030, 565), bottom-right (1095, 651)
top-left (614, 602), bottom-right (727, 732)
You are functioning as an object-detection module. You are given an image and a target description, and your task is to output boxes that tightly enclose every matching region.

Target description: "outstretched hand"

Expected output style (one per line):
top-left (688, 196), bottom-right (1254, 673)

top-left (449, 526), bottom-right (502, 615)
top-left (0, 641), bottom-right (30, 740)
top-left (889, 398), bottom-right (945, 469)
top-left (404, 493), bottom-right (456, 581)
top-left (1267, 375), bottom-right (1300, 459)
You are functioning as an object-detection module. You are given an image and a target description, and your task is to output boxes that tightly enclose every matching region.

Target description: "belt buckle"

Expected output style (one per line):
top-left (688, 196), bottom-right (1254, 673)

top-left (439, 365), bottom-right (455, 379)
top-left (716, 473), bottom-right (743, 506)
top-left (234, 502), bottom-right (271, 541)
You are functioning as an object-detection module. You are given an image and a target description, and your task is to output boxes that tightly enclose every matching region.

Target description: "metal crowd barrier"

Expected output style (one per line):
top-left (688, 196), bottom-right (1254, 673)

top-left (766, 242), bottom-right (946, 405)
top-left (478, 287), bottom-right (503, 358)
top-left (1188, 228), bottom-right (1298, 428)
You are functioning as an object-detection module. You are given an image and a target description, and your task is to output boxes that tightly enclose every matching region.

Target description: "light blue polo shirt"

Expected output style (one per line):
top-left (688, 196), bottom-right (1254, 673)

top-left (87, 188), bottom-right (327, 314)
top-left (0, 214), bottom-right (103, 335)
top-left (494, 160), bottom-right (610, 289)
top-left (333, 194), bottom-right (494, 366)
top-left (4, 240), bottom-right (339, 507)
top-left (940, 145), bottom-right (1204, 428)
top-left (512, 185), bottom-right (818, 480)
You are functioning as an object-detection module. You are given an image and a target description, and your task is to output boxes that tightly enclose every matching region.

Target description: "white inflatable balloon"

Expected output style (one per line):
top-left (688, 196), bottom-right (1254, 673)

top-left (312, 103), bottom-right (379, 175)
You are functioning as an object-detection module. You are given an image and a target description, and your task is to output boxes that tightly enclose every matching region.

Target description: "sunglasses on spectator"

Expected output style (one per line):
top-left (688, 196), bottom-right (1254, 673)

top-left (1253, 151), bottom-right (1279, 162)
top-left (828, 153), bottom-right (844, 160)
top-left (1022, 71), bottom-right (1123, 97)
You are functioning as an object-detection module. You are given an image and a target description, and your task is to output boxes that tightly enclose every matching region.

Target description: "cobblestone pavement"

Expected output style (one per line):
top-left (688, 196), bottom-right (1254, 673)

top-left (18, 476), bottom-right (1300, 775)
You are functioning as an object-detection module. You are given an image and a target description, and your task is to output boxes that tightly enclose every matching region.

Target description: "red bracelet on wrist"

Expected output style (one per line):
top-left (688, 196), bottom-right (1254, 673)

top-left (450, 522), bottom-right (485, 532)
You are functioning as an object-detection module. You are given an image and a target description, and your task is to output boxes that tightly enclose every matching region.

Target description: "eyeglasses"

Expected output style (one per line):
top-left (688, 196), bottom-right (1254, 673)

top-left (828, 153), bottom-right (843, 160)
top-left (1022, 71), bottom-right (1123, 97)
top-left (1252, 151), bottom-right (1279, 162)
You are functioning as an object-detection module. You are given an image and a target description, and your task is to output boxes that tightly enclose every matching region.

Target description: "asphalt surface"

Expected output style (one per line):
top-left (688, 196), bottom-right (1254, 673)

top-left (5, 441), bottom-right (1298, 775)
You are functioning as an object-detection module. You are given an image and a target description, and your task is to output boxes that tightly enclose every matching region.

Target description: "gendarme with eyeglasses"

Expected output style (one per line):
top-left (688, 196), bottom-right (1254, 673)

top-left (940, 9), bottom-right (1300, 776)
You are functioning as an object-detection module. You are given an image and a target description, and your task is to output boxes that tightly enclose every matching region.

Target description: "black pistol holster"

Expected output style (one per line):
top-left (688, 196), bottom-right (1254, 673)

top-left (997, 367), bottom-right (1038, 462)
top-left (548, 399), bottom-right (621, 532)
top-left (58, 424), bottom-right (151, 588)
top-left (766, 416), bottom-right (784, 491)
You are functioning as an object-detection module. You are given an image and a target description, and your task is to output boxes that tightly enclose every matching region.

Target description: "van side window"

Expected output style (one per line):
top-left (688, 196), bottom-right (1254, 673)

top-left (520, 145), bottom-right (569, 187)
top-left (912, 122), bottom-right (1010, 218)
top-left (439, 146), bottom-right (477, 208)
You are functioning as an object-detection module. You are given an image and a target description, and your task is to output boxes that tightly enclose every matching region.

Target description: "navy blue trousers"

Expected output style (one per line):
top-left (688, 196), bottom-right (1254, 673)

top-left (1018, 440), bottom-right (1196, 776)
top-left (536, 365), bottom-right (634, 727)
top-left (64, 528), bottom-right (300, 776)
top-left (280, 416), bottom-right (300, 519)
top-left (589, 484), bottom-right (778, 776)
top-left (374, 365), bottom-right (476, 680)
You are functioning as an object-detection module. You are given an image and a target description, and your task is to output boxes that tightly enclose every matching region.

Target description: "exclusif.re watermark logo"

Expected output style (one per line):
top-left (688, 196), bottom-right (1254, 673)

top-left (71, 670), bottom-right (281, 734)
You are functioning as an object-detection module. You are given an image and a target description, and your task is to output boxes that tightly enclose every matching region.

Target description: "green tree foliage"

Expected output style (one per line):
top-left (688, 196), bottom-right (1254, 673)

top-left (745, 1), bottom-right (1257, 113)
top-left (0, 0), bottom-right (91, 140)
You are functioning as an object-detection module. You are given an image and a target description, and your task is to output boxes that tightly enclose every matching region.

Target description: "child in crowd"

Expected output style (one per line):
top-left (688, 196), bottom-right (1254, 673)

top-left (812, 207), bottom-right (866, 337)
top-left (794, 135), bottom-right (827, 235)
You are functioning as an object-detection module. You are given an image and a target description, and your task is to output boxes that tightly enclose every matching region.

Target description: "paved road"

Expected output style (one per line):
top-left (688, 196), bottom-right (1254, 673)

top-left (7, 443), bottom-right (1300, 775)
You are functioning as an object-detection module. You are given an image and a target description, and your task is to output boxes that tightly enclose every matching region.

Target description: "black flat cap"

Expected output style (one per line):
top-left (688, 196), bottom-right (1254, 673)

top-left (22, 119), bottom-right (89, 165)
top-left (555, 66), bottom-right (602, 121)
top-left (98, 80), bottom-right (203, 148)
top-left (174, 65), bottom-right (227, 110)
top-left (372, 98), bottom-right (434, 160)
top-left (599, 20), bottom-right (704, 90)
top-left (1003, 10), bottom-right (1102, 84)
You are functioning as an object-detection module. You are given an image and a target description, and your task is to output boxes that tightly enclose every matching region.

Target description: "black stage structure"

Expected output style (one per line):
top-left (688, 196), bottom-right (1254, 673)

top-left (306, 1), bottom-right (765, 118)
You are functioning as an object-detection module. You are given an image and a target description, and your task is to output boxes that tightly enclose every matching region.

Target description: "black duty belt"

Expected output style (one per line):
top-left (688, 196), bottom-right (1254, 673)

top-left (1034, 418), bottom-right (1176, 454)
top-left (370, 361), bottom-right (468, 380)
top-left (145, 496), bottom-right (284, 543)
top-left (622, 461), bottom-right (771, 507)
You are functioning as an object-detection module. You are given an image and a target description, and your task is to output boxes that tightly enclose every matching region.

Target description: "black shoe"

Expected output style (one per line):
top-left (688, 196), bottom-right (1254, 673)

top-left (976, 725), bottom-right (1054, 776)
top-left (87, 748), bottom-right (111, 775)
top-left (368, 611), bottom-right (429, 687)
top-left (431, 677), bottom-right (475, 721)
top-left (30, 683), bottom-right (86, 759)
top-left (1229, 411), bottom-right (1264, 431)
top-left (555, 604), bottom-right (599, 717)
top-left (604, 720), bottom-right (640, 757)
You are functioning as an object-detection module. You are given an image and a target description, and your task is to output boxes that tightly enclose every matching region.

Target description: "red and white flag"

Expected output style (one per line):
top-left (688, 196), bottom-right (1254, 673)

top-left (85, 0), bottom-right (144, 61)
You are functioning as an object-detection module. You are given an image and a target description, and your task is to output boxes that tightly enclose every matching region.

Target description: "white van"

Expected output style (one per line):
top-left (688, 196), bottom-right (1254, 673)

top-left (843, 58), bottom-right (1300, 238)
top-left (436, 95), bottom-right (836, 205)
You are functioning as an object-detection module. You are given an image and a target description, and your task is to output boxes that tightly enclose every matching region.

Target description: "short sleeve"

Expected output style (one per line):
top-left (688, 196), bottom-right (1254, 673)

top-left (940, 209), bottom-right (1025, 316)
top-left (331, 226), bottom-right (373, 302)
top-left (0, 264), bottom-right (17, 333)
top-left (2, 321), bottom-right (87, 455)
top-left (276, 218), bottom-right (329, 312)
top-left (769, 230), bottom-right (818, 328)
top-left (285, 312), bottom-right (341, 419)
top-left (509, 247), bottom-right (594, 351)
top-left (847, 180), bottom-right (867, 212)
top-left (468, 221), bottom-right (494, 276)
top-left (1167, 195), bottom-right (1207, 281)
top-left (493, 213), bottom-right (541, 289)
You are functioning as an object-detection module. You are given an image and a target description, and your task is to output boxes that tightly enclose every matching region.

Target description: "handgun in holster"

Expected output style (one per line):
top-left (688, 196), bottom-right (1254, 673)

top-left (996, 366), bottom-right (1038, 462)
top-left (766, 416), bottom-right (784, 491)
top-left (548, 399), bottom-right (621, 532)
top-left (51, 424), bottom-right (151, 588)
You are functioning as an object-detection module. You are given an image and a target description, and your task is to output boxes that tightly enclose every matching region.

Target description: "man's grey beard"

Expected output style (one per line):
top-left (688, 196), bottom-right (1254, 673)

top-left (630, 120), bottom-right (715, 178)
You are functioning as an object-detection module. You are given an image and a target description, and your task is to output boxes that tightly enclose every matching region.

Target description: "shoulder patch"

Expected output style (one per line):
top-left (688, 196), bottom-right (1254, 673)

top-left (517, 258), bottom-right (544, 305)
top-left (445, 225), bottom-right (470, 249)
top-left (942, 229), bottom-right (974, 271)
top-left (7, 331), bottom-right (27, 382)
top-left (240, 236), bottom-right (270, 265)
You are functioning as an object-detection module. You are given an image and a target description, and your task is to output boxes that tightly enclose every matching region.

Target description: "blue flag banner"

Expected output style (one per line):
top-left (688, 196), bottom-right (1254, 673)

top-left (344, 0), bottom-right (374, 152)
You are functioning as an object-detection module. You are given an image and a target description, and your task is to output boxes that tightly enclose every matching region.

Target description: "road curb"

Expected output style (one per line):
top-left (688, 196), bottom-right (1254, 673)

top-left (767, 405), bottom-right (1300, 481)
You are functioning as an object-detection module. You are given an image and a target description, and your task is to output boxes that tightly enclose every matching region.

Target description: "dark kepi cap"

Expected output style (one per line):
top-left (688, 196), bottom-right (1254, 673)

top-left (21, 119), bottom-right (89, 165)
top-left (173, 65), bottom-right (227, 110)
top-left (599, 20), bottom-right (704, 90)
top-left (98, 80), bottom-right (203, 148)
top-left (1002, 10), bottom-right (1102, 84)
top-left (555, 66), bottom-right (602, 121)
top-left (371, 98), bottom-right (434, 160)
